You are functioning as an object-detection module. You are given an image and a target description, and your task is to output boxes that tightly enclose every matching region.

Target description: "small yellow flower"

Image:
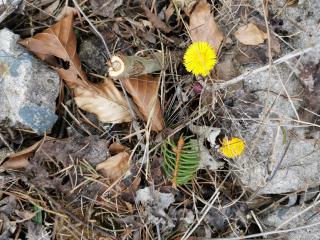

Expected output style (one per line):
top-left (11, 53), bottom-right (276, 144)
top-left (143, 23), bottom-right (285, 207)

top-left (219, 137), bottom-right (245, 158)
top-left (183, 41), bottom-right (217, 76)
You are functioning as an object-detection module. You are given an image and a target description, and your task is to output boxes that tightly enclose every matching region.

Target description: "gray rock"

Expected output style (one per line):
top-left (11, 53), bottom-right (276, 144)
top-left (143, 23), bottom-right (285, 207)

top-left (262, 205), bottom-right (320, 240)
top-left (0, 28), bottom-right (59, 134)
top-left (229, 51), bottom-right (320, 194)
top-left (225, 0), bottom-right (320, 194)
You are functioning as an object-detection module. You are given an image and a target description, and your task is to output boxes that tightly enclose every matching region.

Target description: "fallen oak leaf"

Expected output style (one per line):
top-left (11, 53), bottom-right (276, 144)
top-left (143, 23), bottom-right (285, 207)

top-left (189, 0), bottom-right (224, 52)
top-left (121, 75), bottom-right (164, 132)
top-left (214, 55), bottom-right (240, 80)
top-left (19, 8), bottom-right (132, 123)
top-left (96, 152), bottom-right (130, 182)
top-left (234, 22), bottom-right (267, 46)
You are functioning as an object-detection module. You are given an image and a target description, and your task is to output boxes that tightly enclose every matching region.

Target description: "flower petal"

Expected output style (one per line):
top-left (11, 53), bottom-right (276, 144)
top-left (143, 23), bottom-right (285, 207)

top-left (183, 42), bottom-right (217, 76)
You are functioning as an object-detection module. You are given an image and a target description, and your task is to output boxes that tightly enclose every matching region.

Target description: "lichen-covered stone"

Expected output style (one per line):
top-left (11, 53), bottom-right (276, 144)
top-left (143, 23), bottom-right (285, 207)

top-left (0, 28), bottom-right (59, 134)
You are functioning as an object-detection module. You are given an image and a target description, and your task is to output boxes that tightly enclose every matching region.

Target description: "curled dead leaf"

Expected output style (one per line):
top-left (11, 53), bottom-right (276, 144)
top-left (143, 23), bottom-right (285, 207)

top-left (109, 142), bottom-right (129, 155)
top-left (96, 152), bottom-right (130, 182)
top-left (1, 139), bottom-right (44, 170)
top-left (234, 21), bottom-right (281, 65)
top-left (121, 75), bottom-right (164, 132)
top-left (19, 9), bottom-right (132, 124)
top-left (189, 0), bottom-right (224, 51)
top-left (234, 23), bottom-right (267, 46)
top-left (19, 8), bottom-right (84, 87)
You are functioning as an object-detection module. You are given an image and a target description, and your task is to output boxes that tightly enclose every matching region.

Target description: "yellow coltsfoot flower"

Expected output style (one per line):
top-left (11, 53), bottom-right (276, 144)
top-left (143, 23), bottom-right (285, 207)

top-left (183, 41), bottom-right (217, 76)
top-left (219, 137), bottom-right (245, 158)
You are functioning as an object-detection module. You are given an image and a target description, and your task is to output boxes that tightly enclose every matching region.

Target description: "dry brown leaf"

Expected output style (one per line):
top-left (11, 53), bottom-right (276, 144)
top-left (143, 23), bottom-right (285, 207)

top-left (109, 142), bottom-right (129, 155)
top-left (96, 152), bottom-right (130, 181)
top-left (234, 21), bottom-right (281, 65)
top-left (189, 0), bottom-right (224, 51)
top-left (245, 18), bottom-right (281, 54)
top-left (19, 8), bottom-right (132, 123)
top-left (121, 75), bottom-right (164, 132)
top-left (234, 23), bottom-right (267, 45)
top-left (1, 140), bottom-right (44, 169)
top-left (74, 79), bottom-right (132, 123)
top-left (19, 8), bottom-right (87, 88)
